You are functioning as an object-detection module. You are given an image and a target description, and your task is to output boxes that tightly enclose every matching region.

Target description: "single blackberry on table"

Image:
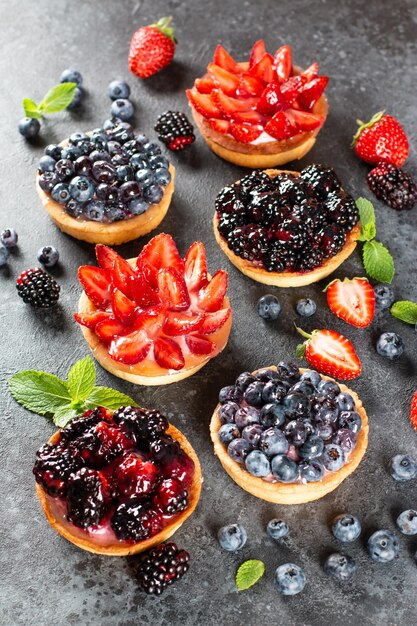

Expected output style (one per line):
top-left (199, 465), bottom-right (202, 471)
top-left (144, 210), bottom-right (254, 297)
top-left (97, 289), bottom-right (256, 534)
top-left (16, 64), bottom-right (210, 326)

top-left (111, 498), bottom-right (162, 541)
top-left (228, 224), bottom-right (269, 262)
top-left (59, 408), bottom-right (110, 443)
top-left (316, 224), bottom-right (346, 256)
top-left (367, 163), bottom-right (417, 211)
top-left (16, 268), bottom-right (60, 308)
top-left (300, 164), bottom-right (341, 200)
top-left (324, 190), bottom-right (359, 228)
top-left (154, 111), bottom-right (195, 151)
top-left (136, 542), bottom-right (190, 595)
top-left (33, 443), bottom-right (84, 497)
top-left (153, 478), bottom-right (188, 514)
top-left (66, 468), bottom-right (109, 529)
top-left (112, 406), bottom-right (169, 444)
top-left (294, 247), bottom-right (324, 271)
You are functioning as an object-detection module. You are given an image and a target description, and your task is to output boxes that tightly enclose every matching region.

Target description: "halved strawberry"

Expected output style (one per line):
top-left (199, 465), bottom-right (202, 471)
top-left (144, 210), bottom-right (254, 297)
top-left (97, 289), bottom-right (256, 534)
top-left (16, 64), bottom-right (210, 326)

top-left (186, 88), bottom-right (223, 119)
top-left (248, 53), bottom-right (274, 83)
top-left (410, 391), bottom-right (417, 432)
top-left (256, 82), bottom-right (288, 116)
top-left (265, 111), bottom-right (297, 140)
top-left (198, 270), bottom-right (228, 312)
top-left (95, 317), bottom-right (133, 343)
top-left (249, 40), bottom-right (267, 68)
top-left (213, 44), bottom-right (242, 74)
top-left (185, 334), bottom-right (215, 355)
top-left (74, 310), bottom-right (112, 330)
top-left (184, 241), bottom-right (208, 291)
top-left (194, 76), bottom-right (216, 94)
top-left (212, 89), bottom-right (258, 117)
top-left (231, 110), bottom-right (265, 125)
top-left (154, 336), bottom-right (185, 370)
top-left (296, 327), bottom-right (361, 380)
top-left (273, 45), bottom-right (293, 82)
top-left (134, 306), bottom-right (166, 336)
top-left (280, 75), bottom-right (306, 104)
top-left (136, 233), bottom-right (184, 287)
top-left (78, 266), bottom-right (112, 309)
top-left (130, 270), bottom-right (160, 308)
top-left (112, 256), bottom-right (138, 300)
top-left (236, 74), bottom-right (265, 97)
top-left (207, 118), bottom-right (230, 134)
top-left (199, 307), bottom-right (231, 335)
top-left (108, 330), bottom-right (152, 365)
top-left (229, 122), bottom-right (262, 143)
top-left (157, 268), bottom-right (191, 311)
top-left (301, 62), bottom-right (319, 81)
top-left (286, 109), bottom-right (324, 131)
top-left (325, 278), bottom-right (375, 328)
top-left (95, 244), bottom-right (122, 271)
top-left (298, 76), bottom-right (329, 110)
top-left (163, 311), bottom-right (204, 336)
top-left (111, 288), bottom-right (137, 325)
top-left (207, 63), bottom-right (240, 96)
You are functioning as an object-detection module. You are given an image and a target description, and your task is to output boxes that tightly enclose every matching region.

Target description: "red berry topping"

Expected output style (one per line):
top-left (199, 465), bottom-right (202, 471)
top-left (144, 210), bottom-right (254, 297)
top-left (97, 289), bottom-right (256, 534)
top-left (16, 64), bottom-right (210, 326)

top-left (114, 453), bottom-right (160, 499)
top-left (326, 278), bottom-right (375, 328)
top-left (153, 478), bottom-right (188, 514)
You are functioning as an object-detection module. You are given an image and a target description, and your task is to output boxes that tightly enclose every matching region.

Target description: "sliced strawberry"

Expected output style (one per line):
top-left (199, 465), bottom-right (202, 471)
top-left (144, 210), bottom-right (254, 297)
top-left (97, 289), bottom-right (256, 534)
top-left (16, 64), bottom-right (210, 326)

top-left (207, 118), bottom-right (231, 134)
top-left (265, 111), bottom-right (297, 140)
top-left (199, 308), bottom-right (231, 335)
top-left (74, 310), bottom-right (112, 330)
top-left (157, 268), bottom-right (190, 311)
top-left (212, 89), bottom-right (258, 118)
top-left (207, 63), bottom-right (240, 96)
top-left (301, 62), bottom-right (319, 81)
top-left (186, 88), bottom-right (223, 119)
top-left (185, 334), bottom-right (215, 355)
top-left (286, 109), bottom-right (324, 131)
top-left (112, 256), bottom-right (138, 301)
top-left (163, 311), bottom-right (204, 336)
top-left (256, 82), bottom-right (288, 116)
top-left (213, 44), bottom-right (242, 74)
top-left (198, 270), bottom-right (228, 312)
top-left (325, 278), bottom-right (375, 328)
top-left (95, 244), bottom-right (122, 271)
top-left (95, 317), bottom-right (133, 343)
top-left (273, 45), bottom-right (293, 82)
top-left (298, 76), bottom-right (329, 110)
top-left (108, 330), bottom-right (152, 365)
top-left (236, 74), bottom-right (265, 98)
top-left (194, 76), bottom-right (216, 94)
top-left (249, 40), bottom-right (267, 68)
top-left (136, 233), bottom-right (184, 287)
top-left (134, 305), bottom-right (166, 336)
top-left (280, 75), bottom-right (306, 104)
top-left (231, 110), bottom-right (265, 125)
top-left (130, 270), bottom-right (160, 308)
top-left (229, 122), bottom-right (262, 143)
top-left (248, 53), bottom-right (274, 83)
top-left (184, 241), bottom-right (208, 291)
top-left (111, 288), bottom-right (137, 325)
top-left (78, 266), bottom-right (112, 309)
top-left (154, 336), bottom-right (185, 370)
top-left (410, 391), bottom-right (417, 432)
top-left (296, 327), bottom-right (361, 380)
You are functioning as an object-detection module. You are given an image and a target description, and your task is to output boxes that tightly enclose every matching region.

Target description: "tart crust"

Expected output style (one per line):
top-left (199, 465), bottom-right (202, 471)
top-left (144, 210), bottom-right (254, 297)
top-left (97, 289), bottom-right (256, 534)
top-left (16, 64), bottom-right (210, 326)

top-left (209, 367), bottom-right (369, 504)
top-left (213, 168), bottom-right (360, 287)
top-left (36, 420), bottom-right (202, 555)
top-left (77, 260), bottom-right (232, 386)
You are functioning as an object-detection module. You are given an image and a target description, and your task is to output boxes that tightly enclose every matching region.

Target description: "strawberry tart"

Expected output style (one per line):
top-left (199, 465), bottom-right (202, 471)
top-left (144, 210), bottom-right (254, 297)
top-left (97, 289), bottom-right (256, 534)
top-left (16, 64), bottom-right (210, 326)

top-left (186, 41), bottom-right (328, 168)
top-left (75, 234), bottom-right (232, 385)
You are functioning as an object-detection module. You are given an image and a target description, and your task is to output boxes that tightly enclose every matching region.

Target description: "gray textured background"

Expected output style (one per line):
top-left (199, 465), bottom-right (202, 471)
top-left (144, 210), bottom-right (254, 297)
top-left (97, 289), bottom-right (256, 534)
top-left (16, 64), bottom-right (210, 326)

top-left (1, 0), bottom-right (417, 625)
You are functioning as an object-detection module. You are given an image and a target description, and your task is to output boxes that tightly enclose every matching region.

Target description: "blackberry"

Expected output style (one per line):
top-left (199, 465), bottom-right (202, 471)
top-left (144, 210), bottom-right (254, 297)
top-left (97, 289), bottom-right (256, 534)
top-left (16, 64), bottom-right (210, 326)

top-left (316, 224), bottom-right (346, 256)
top-left (292, 200), bottom-right (327, 231)
top-left (239, 170), bottom-right (271, 197)
top-left (76, 421), bottom-right (134, 468)
top-left (271, 219), bottom-right (309, 250)
top-left (136, 542), bottom-right (190, 595)
top-left (33, 443), bottom-right (84, 497)
top-left (154, 111), bottom-right (195, 151)
top-left (66, 468), bottom-right (109, 529)
top-left (324, 190), bottom-right (359, 228)
top-left (111, 499), bottom-right (162, 541)
top-left (153, 478), bottom-right (188, 514)
top-left (149, 436), bottom-right (181, 463)
top-left (295, 247), bottom-right (324, 271)
top-left (228, 225), bottom-right (269, 262)
top-left (16, 268), bottom-right (60, 308)
top-left (300, 164), bottom-right (341, 200)
top-left (215, 185), bottom-right (243, 214)
top-left (59, 408), bottom-right (109, 443)
top-left (262, 243), bottom-right (297, 272)
top-left (367, 163), bottom-right (417, 211)
top-left (112, 406), bottom-right (168, 444)
top-left (247, 191), bottom-right (284, 226)
top-left (217, 212), bottom-right (246, 238)
top-left (275, 178), bottom-right (309, 205)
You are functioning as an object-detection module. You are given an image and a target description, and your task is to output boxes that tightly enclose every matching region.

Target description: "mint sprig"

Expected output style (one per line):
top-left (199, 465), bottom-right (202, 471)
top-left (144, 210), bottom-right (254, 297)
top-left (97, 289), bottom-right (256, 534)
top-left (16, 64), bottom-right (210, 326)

top-left (236, 560), bottom-right (265, 592)
top-left (8, 356), bottom-right (138, 428)
top-left (355, 197), bottom-right (395, 283)
top-left (390, 300), bottom-right (417, 325)
top-left (22, 82), bottom-right (77, 119)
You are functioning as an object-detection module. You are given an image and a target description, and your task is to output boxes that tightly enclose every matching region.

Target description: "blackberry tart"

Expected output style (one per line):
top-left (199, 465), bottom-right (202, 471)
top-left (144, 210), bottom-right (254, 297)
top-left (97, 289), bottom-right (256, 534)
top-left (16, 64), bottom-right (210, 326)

top-left (210, 364), bottom-right (368, 504)
top-left (214, 166), bottom-right (361, 287)
top-left (36, 121), bottom-right (175, 245)
top-left (34, 406), bottom-right (201, 555)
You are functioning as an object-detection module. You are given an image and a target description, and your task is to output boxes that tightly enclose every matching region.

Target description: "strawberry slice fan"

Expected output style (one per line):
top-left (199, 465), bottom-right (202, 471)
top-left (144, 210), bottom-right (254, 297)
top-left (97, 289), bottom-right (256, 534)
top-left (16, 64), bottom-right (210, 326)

top-left (75, 233), bottom-right (232, 386)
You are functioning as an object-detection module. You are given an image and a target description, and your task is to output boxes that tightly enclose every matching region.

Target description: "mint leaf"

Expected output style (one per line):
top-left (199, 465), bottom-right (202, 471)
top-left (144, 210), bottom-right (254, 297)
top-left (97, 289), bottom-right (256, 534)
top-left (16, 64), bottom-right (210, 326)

top-left (84, 386), bottom-right (138, 410)
top-left (363, 240), bottom-right (395, 283)
top-left (68, 356), bottom-right (96, 401)
top-left (23, 98), bottom-right (42, 119)
top-left (39, 83), bottom-right (77, 113)
top-left (53, 406), bottom-right (79, 428)
top-left (356, 197), bottom-right (376, 242)
top-left (358, 221), bottom-right (377, 242)
top-left (236, 560), bottom-right (265, 591)
top-left (8, 371), bottom-right (71, 416)
top-left (390, 300), bottom-right (417, 325)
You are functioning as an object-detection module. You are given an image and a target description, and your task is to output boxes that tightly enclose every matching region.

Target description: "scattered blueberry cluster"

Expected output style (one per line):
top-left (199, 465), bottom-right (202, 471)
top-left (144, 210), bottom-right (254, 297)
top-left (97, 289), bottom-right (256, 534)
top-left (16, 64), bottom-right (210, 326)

top-left (37, 120), bottom-right (171, 223)
top-left (108, 80), bottom-right (135, 121)
top-left (257, 294), bottom-right (317, 321)
top-left (217, 364), bottom-right (362, 484)
top-left (215, 165), bottom-right (359, 273)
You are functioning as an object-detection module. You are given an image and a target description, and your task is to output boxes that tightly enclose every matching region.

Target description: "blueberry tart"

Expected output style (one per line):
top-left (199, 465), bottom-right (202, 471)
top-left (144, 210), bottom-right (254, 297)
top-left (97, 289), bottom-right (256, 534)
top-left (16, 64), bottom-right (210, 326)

top-left (210, 365), bottom-right (368, 504)
top-left (34, 406), bottom-right (201, 555)
top-left (36, 122), bottom-right (175, 245)
top-left (213, 166), bottom-right (361, 287)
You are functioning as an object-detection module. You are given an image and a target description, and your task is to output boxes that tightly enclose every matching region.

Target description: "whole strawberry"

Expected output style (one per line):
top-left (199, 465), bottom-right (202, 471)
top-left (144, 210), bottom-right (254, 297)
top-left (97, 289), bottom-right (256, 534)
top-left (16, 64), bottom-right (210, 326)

top-left (128, 17), bottom-right (176, 79)
top-left (352, 111), bottom-right (409, 167)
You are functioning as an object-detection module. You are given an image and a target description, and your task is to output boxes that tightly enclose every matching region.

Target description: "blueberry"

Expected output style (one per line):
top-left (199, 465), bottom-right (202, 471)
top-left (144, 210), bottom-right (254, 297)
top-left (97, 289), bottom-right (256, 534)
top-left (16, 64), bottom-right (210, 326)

top-left (116, 165), bottom-right (134, 183)
top-left (92, 160), bottom-right (116, 184)
top-left (129, 198), bottom-right (150, 215)
top-left (219, 385), bottom-right (242, 404)
top-left (154, 167), bottom-right (171, 186)
top-left (336, 392), bottom-right (355, 412)
top-left (104, 204), bottom-right (126, 222)
top-left (143, 142), bottom-right (162, 156)
top-left (67, 86), bottom-right (83, 110)
top-left (255, 368), bottom-right (281, 383)
top-left (245, 450), bottom-right (271, 477)
top-left (299, 459), bottom-right (324, 482)
top-left (332, 514), bottom-right (361, 542)
top-left (149, 155), bottom-right (169, 170)
top-left (218, 402), bottom-right (239, 424)
top-left (322, 444), bottom-right (345, 471)
top-left (235, 406), bottom-right (260, 430)
top-left (123, 139), bottom-right (142, 155)
top-left (267, 519), bottom-right (289, 540)
top-left (277, 361), bottom-right (301, 383)
top-left (90, 149), bottom-right (111, 163)
top-left (96, 183), bottom-right (119, 203)
top-left (69, 132), bottom-right (88, 145)
top-left (317, 423), bottom-right (334, 442)
top-left (135, 168), bottom-right (155, 188)
top-left (396, 510), bottom-right (417, 535)
top-left (131, 154), bottom-right (149, 170)
top-left (55, 159), bottom-right (75, 179)
top-left (376, 332), bottom-right (404, 360)
top-left (118, 181), bottom-right (141, 203)
top-left (367, 530), bottom-right (400, 563)
top-left (112, 153), bottom-right (129, 167)
top-left (257, 294), bottom-right (281, 321)
top-left (262, 381), bottom-right (287, 404)
top-left (102, 118), bottom-right (117, 130)
top-left (303, 419), bottom-right (317, 437)
top-left (227, 438), bottom-right (252, 464)
top-left (296, 298), bottom-right (316, 317)
top-left (259, 428), bottom-right (289, 457)
top-left (338, 411), bottom-right (362, 434)
top-left (0, 246), bottom-right (9, 267)
top-left (84, 200), bottom-right (106, 221)
top-left (275, 563), bottom-right (306, 595)
top-left (283, 392), bottom-right (310, 418)
top-left (65, 199), bottom-right (84, 218)
top-left (242, 423), bottom-right (263, 447)
top-left (74, 156), bottom-right (92, 176)
top-left (68, 176), bottom-right (95, 202)
top-left (299, 435), bottom-right (324, 460)
top-left (61, 146), bottom-right (82, 161)
top-left (38, 172), bottom-right (60, 192)
top-left (38, 155), bottom-right (56, 173)
top-left (18, 117), bottom-right (40, 138)
top-left (108, 80), bottom-right (131, 101)
top-left (107, 140), bottom-right (124, 156)
top-left (389, 454), bottom-right (417, 482)
top-left (271, 455), bottom-right (299, 483)
top-left (374, 284), bottom-right (394, 310)
top-left (218, 423), bottom-right (240, 445)
top-left (290, 380), bottom-right (316, 397)
top-left (333, 428), bottom-right (357, 453)
top-left (37, 246), bottom-right (59, 268)
top-left (324, 553), bottom-right (356, 582)
top-left (60, 68), bottom-right (83, 86)
top-left (317, 379), bottom-right (340, 398)
top-left (217, 524), bottom-right (247, 551)
top-left (91, 129), bottom-right (109, 148)
top-left (235, 372), bottom-right (256, 392)
top-left (109, 123), bottom-right (134, 143)
top-left (244, 381), bottom-right (265, 407)
top-left (259, 403), bottom-right (286, 429)
top-left (143, 184), bottom-right (164, 204)
top-left (284, 420), bottom-right (307, 447)
top-left (0, 229), bottom-right (18, 248)
top-left (300, 369), bottom-right (321, 387)
top-left (111, 98), bottom-right (134, 121)
top-left (45, 144), bottom-right (62, 160)
top-left (136, 133), bottom-right (149, 145)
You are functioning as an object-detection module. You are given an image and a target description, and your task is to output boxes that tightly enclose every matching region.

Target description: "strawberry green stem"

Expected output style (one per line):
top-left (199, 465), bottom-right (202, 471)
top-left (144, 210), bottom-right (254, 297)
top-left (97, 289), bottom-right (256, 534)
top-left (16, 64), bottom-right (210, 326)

top-left (352, 110), bottom-right (385, 146)
top-left (294, 324), bottom-right (313, 340)
top-left (152, 16), bottom-right (177, 43)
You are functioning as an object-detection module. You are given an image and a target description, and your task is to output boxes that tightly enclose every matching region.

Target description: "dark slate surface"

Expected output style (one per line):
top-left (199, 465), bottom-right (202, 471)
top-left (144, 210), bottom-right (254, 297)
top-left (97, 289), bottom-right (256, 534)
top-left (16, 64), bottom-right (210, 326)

top-left (1, 0), bottom-right (417, 624)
